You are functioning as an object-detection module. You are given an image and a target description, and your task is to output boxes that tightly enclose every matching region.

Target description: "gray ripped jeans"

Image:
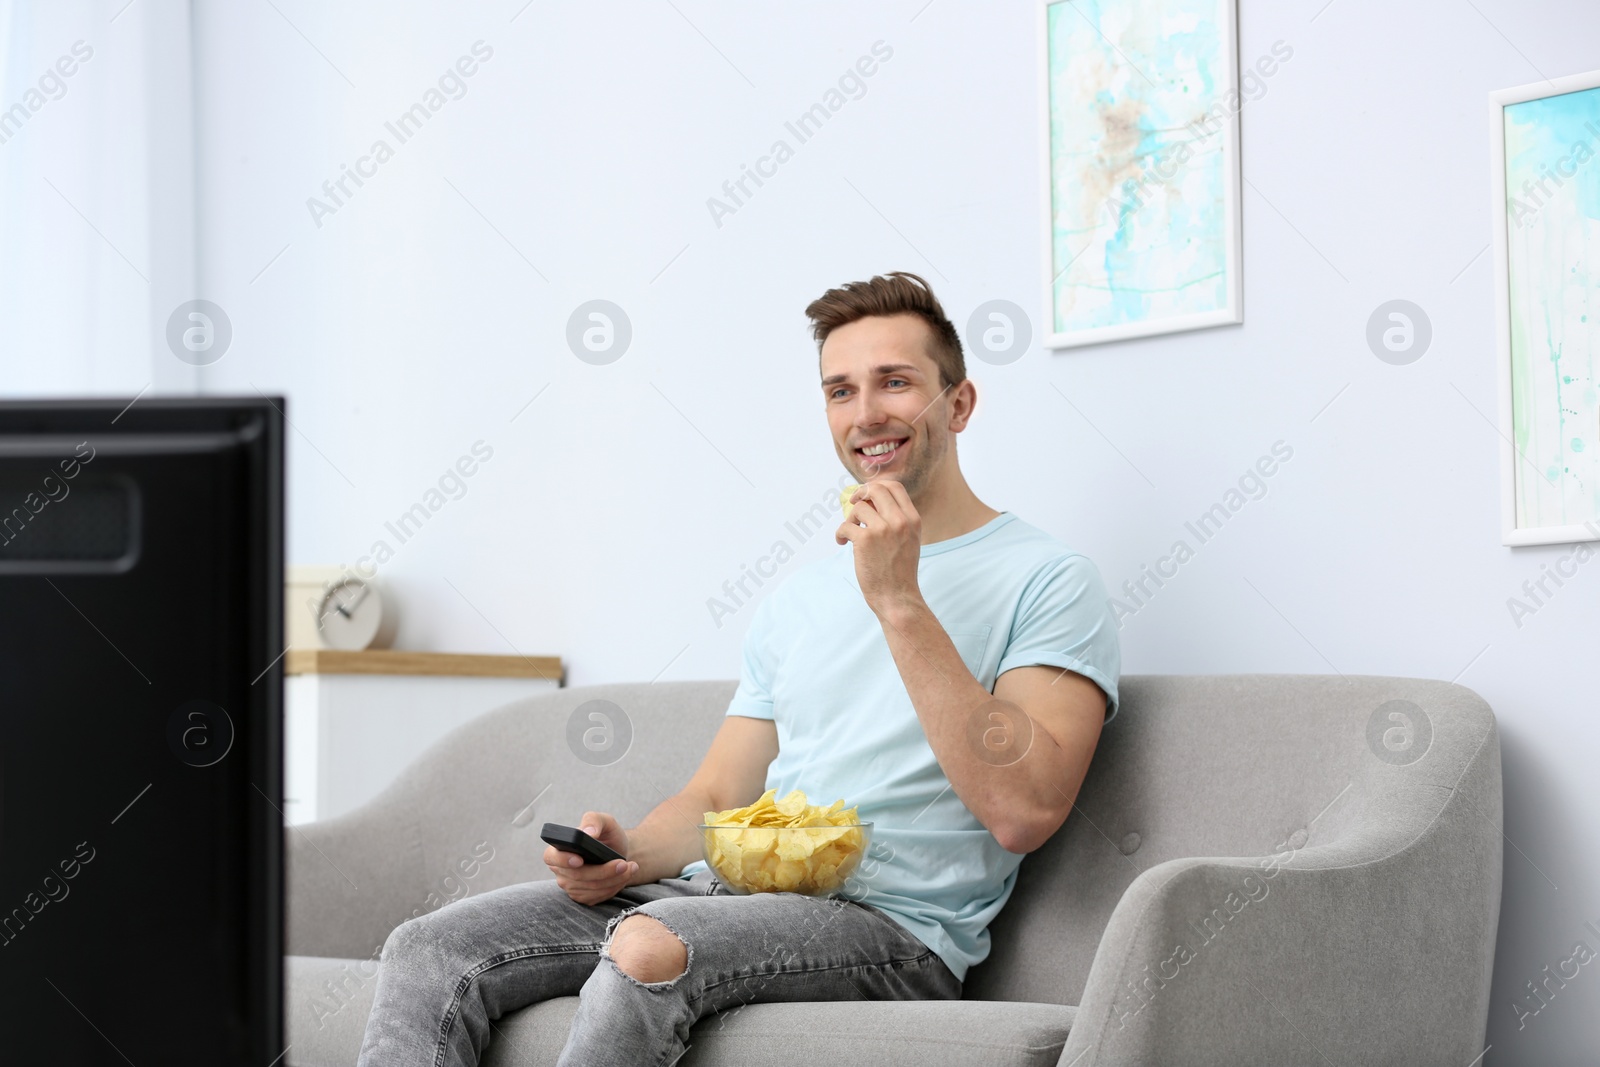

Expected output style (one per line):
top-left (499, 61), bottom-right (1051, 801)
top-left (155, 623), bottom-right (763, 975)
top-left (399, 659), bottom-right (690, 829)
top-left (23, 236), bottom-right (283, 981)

top-left (354, 869), bottom-right (961, 1067)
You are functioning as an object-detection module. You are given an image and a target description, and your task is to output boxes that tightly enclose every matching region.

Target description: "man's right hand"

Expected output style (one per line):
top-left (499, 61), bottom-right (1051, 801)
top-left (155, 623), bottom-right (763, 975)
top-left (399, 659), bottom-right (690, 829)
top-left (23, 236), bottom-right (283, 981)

top-left (543, 811), bottom-right (640, 905)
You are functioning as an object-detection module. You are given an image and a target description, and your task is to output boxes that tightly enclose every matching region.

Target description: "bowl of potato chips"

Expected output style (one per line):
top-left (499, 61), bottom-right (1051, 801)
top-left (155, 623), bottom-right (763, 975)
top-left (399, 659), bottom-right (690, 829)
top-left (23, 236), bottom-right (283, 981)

top-left (699, 787), bottom-right (871, 896)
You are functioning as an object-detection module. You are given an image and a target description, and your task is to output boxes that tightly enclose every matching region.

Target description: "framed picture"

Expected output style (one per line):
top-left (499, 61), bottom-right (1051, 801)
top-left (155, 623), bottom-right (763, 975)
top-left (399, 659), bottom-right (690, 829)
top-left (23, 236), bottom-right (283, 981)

top-left (1491, 69), bottom-right (1600, 546)
top-left (1038, 0), bottom-right (1244, 350)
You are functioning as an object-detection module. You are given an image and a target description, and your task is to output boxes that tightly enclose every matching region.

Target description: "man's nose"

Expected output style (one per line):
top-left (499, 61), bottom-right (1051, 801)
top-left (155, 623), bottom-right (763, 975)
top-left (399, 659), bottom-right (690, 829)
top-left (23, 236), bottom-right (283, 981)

top-left (855, 387), bottom-right (888, 427)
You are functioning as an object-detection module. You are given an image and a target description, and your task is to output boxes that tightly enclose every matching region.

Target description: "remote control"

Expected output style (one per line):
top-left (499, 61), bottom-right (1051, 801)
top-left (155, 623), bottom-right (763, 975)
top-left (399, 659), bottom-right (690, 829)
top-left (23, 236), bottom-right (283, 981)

top-left (540, 822), bottom-right (626, 865)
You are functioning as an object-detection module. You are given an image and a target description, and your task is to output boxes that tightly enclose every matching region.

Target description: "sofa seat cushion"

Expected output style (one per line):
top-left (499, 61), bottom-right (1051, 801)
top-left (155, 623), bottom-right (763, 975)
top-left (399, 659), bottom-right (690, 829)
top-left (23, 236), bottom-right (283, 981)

top-left (287, 955), bottom-right (1074, 1067)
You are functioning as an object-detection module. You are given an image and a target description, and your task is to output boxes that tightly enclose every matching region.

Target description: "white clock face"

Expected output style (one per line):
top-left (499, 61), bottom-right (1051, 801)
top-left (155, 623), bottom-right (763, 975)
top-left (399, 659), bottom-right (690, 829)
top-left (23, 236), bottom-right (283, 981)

top-left (315, 578), bottom-right (384, 650)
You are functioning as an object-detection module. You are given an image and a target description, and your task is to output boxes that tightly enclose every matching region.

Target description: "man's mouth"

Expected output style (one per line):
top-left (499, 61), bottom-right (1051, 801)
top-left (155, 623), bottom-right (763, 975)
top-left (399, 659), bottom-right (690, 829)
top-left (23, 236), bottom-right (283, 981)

top-left (854, 436), bottom-right (908, 468)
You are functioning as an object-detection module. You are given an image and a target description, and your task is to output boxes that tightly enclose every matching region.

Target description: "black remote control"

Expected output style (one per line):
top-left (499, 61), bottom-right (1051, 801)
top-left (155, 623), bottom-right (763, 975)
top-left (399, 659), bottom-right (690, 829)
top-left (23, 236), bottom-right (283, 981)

top-left (540, 822), bottom-right (626, 865)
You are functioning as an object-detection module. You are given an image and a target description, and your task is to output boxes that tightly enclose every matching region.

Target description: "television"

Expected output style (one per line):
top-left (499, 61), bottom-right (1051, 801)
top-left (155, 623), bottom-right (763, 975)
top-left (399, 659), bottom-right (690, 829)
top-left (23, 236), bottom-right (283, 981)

top-left (0, 397), bottom-right (284, 1064)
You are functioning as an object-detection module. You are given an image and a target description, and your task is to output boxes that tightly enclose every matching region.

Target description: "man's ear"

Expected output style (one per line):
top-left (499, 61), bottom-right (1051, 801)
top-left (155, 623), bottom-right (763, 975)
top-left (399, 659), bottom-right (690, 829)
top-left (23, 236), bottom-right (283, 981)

top-left (948, 378), bottom-right (978, 432)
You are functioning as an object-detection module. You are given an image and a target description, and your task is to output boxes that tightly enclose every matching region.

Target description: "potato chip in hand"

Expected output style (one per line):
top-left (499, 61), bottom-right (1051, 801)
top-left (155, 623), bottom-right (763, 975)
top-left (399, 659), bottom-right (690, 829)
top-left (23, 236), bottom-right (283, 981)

top-left (840, 483), bottom-right (861, 521)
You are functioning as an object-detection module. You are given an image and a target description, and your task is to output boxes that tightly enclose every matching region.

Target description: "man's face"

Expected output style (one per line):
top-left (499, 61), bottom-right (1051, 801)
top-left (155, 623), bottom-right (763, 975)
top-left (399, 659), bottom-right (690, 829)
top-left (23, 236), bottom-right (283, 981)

top-left (819, 313), bottom-right (953, 499)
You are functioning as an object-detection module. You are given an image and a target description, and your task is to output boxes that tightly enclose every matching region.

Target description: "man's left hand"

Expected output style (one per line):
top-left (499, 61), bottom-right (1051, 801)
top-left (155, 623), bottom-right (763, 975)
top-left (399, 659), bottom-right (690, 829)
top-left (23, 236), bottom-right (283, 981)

top-left (836, 479), bottom-right (923, 617)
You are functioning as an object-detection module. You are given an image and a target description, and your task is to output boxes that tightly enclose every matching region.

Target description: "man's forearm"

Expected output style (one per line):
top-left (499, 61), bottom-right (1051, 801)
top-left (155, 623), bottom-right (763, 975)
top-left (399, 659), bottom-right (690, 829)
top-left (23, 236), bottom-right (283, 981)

top-left (877, 598), bottom-right (1073, 850)
top-left (625, 787), bottom-right (715, 884)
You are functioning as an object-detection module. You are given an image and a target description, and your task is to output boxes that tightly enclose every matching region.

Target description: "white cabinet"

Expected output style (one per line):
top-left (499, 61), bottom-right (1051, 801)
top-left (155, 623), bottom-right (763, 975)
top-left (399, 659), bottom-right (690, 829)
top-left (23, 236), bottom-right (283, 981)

top-left (284, 650), bottom-right (562, 825)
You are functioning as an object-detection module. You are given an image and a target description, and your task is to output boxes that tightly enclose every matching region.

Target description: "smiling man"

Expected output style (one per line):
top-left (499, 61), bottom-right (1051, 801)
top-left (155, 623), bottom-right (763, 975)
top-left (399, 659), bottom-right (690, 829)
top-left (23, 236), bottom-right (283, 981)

top-left (356, 271), bottom-right (1120, 1067)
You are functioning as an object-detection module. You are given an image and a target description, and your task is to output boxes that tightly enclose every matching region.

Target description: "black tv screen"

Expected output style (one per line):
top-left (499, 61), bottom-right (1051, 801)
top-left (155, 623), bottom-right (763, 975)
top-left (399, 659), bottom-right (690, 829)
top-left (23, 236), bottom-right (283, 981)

top-left (0, 398), bottom-right (284, 1064)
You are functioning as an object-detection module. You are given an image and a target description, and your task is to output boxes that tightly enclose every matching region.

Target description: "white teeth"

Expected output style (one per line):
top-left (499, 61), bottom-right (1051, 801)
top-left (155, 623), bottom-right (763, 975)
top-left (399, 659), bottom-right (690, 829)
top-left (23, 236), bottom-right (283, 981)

top-left (862, 440), bottom-right (899, 456)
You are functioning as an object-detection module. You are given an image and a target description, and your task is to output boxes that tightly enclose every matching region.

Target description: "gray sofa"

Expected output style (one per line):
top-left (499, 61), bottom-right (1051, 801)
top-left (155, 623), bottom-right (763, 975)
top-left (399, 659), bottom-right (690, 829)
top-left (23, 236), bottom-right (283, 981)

top-left (284, 675), bottom-right (1502, 1066)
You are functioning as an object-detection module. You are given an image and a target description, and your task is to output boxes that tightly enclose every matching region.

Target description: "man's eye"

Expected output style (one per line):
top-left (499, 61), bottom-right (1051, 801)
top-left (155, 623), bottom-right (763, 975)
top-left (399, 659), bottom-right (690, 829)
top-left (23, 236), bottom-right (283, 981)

top-left (886, 378), bottom-right (908, 387)
top-left (829, 388), bottom-right (850, 399)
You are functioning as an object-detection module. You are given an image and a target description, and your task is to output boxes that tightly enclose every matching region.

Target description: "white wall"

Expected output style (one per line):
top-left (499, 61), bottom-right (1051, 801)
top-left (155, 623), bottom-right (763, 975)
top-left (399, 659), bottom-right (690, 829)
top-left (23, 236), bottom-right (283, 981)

top-left (6, 0), bottom-right (1597, 1060)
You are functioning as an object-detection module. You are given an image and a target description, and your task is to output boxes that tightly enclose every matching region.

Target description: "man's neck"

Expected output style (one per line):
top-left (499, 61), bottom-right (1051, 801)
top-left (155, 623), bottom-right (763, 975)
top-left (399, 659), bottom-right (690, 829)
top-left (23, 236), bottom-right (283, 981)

top-left (912, 471), bottom-right (1002, 546)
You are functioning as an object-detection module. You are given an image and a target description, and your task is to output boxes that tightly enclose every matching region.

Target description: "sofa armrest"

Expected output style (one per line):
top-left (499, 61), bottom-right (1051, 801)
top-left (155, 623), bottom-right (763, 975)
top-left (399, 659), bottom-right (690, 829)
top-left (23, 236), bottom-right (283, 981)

top-left (1059, 730), bottom-right (1502, 1066)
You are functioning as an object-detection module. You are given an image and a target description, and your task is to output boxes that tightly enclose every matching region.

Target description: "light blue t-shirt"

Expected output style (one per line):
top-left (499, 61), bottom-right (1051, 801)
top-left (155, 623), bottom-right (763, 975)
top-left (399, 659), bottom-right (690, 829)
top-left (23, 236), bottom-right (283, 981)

top-left (679, 511), bottom-right (1121, 983)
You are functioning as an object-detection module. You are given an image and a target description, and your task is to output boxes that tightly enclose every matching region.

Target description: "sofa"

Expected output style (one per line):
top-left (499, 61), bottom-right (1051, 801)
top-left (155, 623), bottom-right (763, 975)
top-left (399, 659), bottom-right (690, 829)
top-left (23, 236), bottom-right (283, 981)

top-left (284, 674), bottom-right (1502, 1066)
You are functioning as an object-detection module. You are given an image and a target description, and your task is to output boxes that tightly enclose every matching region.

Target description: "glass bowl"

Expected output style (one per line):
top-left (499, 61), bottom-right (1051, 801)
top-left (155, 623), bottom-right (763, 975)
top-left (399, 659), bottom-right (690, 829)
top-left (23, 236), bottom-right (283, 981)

top-left (699, 822), bottom-right (873, 896)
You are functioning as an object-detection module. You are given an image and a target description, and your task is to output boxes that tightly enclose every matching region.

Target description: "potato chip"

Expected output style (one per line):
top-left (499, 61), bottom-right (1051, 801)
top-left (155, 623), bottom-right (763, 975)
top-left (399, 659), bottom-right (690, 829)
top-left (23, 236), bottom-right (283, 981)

top-left (840, 484), bottom-right (860, 521)
top-left (772, 859), bottom-right (806, 891)
top-left (775, 830), bottom-right (815, 862)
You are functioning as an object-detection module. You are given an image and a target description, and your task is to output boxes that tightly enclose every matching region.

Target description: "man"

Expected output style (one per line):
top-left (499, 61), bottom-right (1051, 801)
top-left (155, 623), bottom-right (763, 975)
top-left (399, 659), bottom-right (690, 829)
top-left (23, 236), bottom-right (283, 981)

top-left (356, 271), bottom-right (1121, 1067)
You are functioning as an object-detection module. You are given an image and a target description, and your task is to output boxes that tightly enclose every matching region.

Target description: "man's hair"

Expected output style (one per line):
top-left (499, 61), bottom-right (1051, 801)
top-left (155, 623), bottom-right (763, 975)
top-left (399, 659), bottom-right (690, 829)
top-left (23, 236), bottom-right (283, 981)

top-left (804, 271), bottom-right (966, 389)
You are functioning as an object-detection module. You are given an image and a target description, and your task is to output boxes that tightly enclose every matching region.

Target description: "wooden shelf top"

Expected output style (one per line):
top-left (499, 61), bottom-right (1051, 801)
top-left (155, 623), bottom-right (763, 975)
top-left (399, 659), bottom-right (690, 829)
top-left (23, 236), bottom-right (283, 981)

top-left (286, 648), bottom-right (563, 682)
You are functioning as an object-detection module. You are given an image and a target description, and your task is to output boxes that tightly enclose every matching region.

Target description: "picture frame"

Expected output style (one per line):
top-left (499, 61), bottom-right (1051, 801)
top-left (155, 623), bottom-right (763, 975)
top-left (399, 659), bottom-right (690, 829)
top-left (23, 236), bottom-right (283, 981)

top-left (1038, 0), bottom-right (1244, 350)
top-left (1490, 68), bottom-right (1600, 546)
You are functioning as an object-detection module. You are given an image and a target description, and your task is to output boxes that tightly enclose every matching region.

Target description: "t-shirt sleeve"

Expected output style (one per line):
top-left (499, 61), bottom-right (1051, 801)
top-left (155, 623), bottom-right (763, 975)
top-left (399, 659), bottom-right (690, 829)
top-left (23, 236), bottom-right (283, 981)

top-left (725, 590), bottom-right (779, 720)
top-left (997, 553), bottom-right (1123, 723)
